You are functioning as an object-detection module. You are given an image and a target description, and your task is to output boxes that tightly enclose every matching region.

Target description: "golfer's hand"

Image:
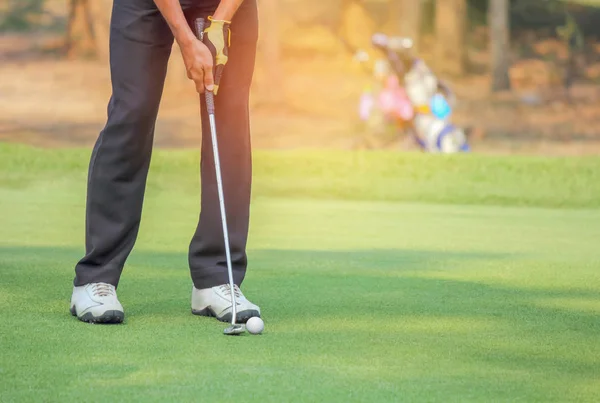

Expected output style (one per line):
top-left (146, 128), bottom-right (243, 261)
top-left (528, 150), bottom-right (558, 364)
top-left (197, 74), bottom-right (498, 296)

top-left (203, 16), bottom-right (231, 96)
top-left (180, 38), bottom-right (214, 94)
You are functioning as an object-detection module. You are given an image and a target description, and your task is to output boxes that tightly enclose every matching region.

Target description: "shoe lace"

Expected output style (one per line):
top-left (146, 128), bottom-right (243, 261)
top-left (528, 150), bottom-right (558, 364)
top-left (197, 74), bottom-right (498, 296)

top-left (91, 283), bottom-right (116, 297)
top-left (218, 284), bottom-right (242, 299)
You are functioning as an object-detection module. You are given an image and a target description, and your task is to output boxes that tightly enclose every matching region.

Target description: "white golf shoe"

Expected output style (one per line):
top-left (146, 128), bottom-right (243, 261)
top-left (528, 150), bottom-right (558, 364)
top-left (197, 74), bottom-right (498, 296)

top-left (70, 283), bottom-right (125, 324)
top-left (192, 284), bottom-right (260, 323)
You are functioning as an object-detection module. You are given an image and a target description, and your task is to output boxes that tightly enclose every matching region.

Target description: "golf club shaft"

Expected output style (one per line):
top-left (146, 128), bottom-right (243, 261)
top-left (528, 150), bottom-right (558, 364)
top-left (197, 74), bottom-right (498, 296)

top-left (195, 18), bottom-right (238, 326)
top-left (207, 111), bottom-right (238, 326)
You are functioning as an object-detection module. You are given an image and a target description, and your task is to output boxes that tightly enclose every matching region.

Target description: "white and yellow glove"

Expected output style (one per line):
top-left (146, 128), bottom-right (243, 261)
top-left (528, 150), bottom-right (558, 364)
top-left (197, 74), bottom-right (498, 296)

top-left (203, 16), bottom-right (231, 96)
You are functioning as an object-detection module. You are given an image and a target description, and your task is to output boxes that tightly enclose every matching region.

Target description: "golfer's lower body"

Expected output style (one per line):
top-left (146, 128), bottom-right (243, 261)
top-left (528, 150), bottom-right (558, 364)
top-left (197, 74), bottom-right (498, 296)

top-left (70, 0), bottom-right (260, 324)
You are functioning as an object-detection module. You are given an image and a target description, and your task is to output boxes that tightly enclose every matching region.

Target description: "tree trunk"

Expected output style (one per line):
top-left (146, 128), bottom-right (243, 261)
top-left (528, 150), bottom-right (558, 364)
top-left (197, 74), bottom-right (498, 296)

top-left (388, 0), bottom-right (423, 51)
top-left (65, 0), bottom-right (111, 62)
top-left (489, 0), bottom-right (511, 91)
top-left (435, 0), bottom-right (467, 76)
top-left (65, 0), bottom-right (95, 59)
top-left (88, 0), bottom-right (111, 64)
top-left (339, 0), bottom-right (375, 52)
top-left (258, 0), bottom-right (284, 104)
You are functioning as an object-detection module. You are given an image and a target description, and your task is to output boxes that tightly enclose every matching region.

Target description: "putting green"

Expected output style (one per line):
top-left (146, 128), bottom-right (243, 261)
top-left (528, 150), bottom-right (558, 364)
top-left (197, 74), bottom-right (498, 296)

top-left (1, 145), bottom-right (599, 402)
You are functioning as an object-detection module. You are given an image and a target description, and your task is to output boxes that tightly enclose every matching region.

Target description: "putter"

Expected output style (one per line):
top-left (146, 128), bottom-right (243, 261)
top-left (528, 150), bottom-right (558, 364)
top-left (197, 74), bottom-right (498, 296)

top-left (195, 18), bottom-right (245, 336)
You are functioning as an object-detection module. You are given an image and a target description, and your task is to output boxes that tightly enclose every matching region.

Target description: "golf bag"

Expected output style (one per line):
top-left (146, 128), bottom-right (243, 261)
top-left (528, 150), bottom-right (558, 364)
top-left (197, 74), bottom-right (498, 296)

top-left (360, 34), bottom-right (471, 153)
top-left (357, 58), bottom-right (415, 144)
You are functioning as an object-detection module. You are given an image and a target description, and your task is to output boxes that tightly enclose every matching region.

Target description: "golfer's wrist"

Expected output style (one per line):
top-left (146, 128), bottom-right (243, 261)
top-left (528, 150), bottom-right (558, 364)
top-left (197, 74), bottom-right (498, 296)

top-left (212, 11), bottom-right (234, 23)
top-left (212, 0), bottom-right (243, 22)
top-left (173, 25), bottom-right (197, 48)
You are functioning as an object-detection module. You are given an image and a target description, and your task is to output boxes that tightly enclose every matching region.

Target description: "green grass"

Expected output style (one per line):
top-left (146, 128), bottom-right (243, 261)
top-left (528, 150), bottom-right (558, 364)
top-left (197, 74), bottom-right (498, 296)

top-left (2, 143), bottom-right (600, 208)
top-left (1, 143), bottom-right (600, 402)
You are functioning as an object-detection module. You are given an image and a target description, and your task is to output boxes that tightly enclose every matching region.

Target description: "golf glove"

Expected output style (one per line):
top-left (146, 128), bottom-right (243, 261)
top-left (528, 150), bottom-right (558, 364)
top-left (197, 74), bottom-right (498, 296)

top-left (203, 16), bottom-right (231, 96)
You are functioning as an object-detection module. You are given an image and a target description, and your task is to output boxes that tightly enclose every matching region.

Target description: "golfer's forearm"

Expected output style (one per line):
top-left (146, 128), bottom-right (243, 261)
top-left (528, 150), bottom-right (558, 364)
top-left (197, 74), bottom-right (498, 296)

top-left (213, 0), bottom-right (245, 22)
top-left (153, 0), bottom-right (196, 46)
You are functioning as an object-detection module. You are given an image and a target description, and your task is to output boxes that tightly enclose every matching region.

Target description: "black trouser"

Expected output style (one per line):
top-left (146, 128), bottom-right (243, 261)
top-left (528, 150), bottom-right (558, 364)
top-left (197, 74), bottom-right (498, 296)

top-left (74, 0), bottom-right (258, 289)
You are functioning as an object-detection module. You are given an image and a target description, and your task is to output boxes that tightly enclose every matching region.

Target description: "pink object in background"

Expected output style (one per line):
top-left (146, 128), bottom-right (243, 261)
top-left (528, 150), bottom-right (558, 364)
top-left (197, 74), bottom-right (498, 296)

top-left (378, 75), bottom-right (414, 121)
top-left (359, 92), bottom-right (375, 121)
top-left (394, 88), bottom-right (414, 121)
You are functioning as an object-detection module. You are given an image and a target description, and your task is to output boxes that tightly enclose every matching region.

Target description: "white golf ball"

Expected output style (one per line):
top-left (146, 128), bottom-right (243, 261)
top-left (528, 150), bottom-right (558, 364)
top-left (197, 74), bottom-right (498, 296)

top-left (246, 317), bottom-right (264, 335)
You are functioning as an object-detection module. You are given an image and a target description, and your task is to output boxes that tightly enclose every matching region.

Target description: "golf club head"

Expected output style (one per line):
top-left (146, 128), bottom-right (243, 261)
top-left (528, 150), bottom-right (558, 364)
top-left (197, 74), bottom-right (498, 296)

top-left (224, 324), bottom-right (246, 336)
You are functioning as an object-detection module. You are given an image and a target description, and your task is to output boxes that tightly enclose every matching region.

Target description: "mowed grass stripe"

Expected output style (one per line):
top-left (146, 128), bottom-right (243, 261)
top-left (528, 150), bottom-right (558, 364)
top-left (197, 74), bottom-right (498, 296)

top-left (1, 143), bottom-right (599, 208)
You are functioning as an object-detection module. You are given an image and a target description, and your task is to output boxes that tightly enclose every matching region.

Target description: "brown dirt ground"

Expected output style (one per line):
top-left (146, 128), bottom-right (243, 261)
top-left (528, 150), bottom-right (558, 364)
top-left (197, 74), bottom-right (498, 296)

top-left (2, 33), bottom-right (600, 156)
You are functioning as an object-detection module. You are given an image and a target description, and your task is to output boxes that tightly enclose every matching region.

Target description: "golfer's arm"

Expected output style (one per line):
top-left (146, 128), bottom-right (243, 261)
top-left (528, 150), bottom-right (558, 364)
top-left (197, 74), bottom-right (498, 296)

top-left (213, 0), bottom-right (245, 22)
top-left (153, 0), bottom-right (196, 47)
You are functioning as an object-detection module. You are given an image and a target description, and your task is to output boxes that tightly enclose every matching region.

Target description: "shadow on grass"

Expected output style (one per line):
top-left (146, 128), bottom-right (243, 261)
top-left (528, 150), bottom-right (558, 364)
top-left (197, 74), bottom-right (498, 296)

top-left (1, 244), bottom-right (597, 330)
top-left (1, 244), bottom-right (600, 399)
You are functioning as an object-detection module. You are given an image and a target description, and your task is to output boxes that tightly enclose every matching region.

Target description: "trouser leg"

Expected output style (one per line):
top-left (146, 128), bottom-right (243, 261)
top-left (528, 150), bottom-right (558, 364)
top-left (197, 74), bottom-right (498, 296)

top-left (187, 0), bottom-right (259, 288)
top-left (74, 0), bottom-right (173, 287)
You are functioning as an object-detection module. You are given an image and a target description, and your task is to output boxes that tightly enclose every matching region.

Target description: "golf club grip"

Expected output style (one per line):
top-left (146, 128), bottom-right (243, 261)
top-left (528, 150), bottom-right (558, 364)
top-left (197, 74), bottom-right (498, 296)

top-left (194, 18), bottom-right (205, 41)
top-left (194, 18), bottom-right (216, 115)
top-left (205, 91), bottom-right (215, 115)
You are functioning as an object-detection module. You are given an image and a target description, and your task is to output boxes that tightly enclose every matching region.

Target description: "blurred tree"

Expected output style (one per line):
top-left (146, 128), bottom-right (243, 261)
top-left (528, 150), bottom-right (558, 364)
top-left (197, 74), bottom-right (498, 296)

top-left (64, 0), bottom-right (110, 62)
top-left (88, 0), bottom-right (111, 62)
top-left (435, 0), bottom-right (467, 76)
top-left (557, 5), bottom-right (584, 98)
top-left (489, 0), bottom-right (511, 91)
top-left (64, 0), bottom-right (94, 58)
top-left (0, 0), bottom-right (46, 32)
top-left (259, 0), bottom-right (284, 104)
top-left (388, 0), bottom-right (423, 50)
top-left (339, 0), bottom-right (375, 51)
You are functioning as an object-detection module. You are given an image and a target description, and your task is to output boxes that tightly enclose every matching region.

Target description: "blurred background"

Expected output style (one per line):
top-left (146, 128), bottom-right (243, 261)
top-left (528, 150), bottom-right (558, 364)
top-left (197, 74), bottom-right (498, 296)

top-left (2, 4), bottom-right (600, 398)
top-left (1, 0), bottom-right (600, 154)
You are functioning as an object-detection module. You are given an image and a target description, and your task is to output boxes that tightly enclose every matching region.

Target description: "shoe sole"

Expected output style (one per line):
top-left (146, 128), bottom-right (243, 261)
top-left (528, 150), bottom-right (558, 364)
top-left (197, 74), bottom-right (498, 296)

top-left (192, 307), bottom-right (260, 324)
top-left (70, 306), bottom-right (124, 324)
